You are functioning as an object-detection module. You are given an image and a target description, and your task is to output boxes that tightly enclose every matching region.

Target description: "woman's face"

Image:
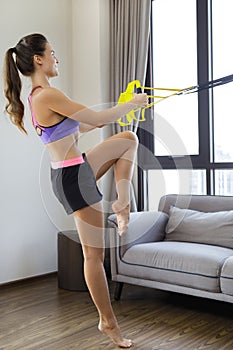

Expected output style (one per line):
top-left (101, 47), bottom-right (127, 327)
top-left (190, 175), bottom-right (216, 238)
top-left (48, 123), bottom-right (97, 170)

top-left (38, 42), bottom-right (59, 78)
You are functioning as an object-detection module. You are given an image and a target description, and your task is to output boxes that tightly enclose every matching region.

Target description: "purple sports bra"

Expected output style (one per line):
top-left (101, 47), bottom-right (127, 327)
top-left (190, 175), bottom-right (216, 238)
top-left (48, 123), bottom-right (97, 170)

top-left (28, 86), bottom-right (79, 144)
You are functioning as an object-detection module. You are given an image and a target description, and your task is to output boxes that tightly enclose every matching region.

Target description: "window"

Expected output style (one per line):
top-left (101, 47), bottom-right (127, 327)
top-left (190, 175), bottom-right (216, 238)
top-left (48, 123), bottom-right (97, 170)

top-left (152, 0), bottom-right (198, 156)
top-left (138, 0), bottom-right (233, 211)
top-left (212, 0), bottom-right (233, 162)
top-left (215, 170), bottom-right (233, 195)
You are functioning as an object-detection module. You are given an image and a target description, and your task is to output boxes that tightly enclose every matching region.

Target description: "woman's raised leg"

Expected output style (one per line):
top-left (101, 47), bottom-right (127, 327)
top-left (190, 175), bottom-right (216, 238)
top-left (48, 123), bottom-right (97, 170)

top-left (73, 202), bottom-right (132, 348)
top-left (86, 131), bottom-right (138, 235)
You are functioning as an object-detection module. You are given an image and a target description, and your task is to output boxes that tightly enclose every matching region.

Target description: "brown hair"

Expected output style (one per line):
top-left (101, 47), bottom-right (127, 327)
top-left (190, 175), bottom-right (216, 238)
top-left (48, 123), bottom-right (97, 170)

top-left (3, 33), bottom-right (48, 134)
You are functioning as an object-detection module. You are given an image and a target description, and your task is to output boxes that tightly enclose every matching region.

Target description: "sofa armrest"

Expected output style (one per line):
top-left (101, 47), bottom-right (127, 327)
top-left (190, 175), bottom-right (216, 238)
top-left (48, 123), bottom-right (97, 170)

top-left (108, 211), bottom-right (168, 256)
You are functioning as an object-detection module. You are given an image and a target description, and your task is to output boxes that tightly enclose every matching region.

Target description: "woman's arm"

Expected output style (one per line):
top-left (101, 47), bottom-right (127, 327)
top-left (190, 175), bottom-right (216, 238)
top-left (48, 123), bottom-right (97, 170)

top-left (39, 87), bottom-right (148, 127)
top-left (79, 122), bottom-right (104, 133)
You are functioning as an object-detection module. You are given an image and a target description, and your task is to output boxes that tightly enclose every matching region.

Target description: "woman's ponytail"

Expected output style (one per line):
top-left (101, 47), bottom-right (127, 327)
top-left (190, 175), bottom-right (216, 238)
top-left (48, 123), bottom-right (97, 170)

top-left (4, 47), bottom-right (26, 134)
top-left (3, 33), bottom-right (47, 134)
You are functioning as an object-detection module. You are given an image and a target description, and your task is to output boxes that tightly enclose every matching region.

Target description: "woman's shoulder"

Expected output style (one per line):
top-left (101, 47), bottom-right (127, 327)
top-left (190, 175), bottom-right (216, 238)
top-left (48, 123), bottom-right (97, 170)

top-left (36, 86), bottom-right (70, 104)
top-left (39, 86), bottom-right (66, 98)
top-left (35, 86), bottom-right (85, 117)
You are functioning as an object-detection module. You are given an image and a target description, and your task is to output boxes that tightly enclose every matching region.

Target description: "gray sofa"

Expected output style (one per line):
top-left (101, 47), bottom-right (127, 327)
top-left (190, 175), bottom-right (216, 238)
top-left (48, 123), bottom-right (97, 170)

top-left (108, 194), bottom-right (233, 303)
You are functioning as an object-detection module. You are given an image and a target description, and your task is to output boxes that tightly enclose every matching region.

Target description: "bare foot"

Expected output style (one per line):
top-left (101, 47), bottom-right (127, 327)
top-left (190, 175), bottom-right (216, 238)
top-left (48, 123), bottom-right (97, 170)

top-left (112, 201), bottom-right (130, 236)
top-left (98, 321), bottom-right (133, 348)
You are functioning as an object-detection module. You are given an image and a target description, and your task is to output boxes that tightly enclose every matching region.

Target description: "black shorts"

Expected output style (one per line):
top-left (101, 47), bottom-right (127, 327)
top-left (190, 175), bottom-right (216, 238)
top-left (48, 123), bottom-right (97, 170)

top-left (51, 154), bottom-right (103, 215)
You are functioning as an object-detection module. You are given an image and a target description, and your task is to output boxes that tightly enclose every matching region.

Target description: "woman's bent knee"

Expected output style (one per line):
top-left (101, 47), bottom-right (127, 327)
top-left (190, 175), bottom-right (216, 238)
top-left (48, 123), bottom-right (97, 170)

top-left (120, 130), bottom-right (138, 143)
top-left (117, 131), bottom-right (139, 151)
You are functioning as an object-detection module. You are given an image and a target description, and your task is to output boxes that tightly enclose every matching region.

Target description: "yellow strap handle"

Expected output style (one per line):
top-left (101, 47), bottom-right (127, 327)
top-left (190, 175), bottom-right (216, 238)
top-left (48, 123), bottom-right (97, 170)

top-left (117, 80), bottom-right (145, 127)
top-left (117, 80), bottom-right (195, 126)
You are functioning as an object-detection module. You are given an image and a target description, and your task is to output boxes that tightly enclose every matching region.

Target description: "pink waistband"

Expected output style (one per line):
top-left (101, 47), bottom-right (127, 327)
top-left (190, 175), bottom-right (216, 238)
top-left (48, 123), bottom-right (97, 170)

top-left (51, 156), bottom-right (85, 169)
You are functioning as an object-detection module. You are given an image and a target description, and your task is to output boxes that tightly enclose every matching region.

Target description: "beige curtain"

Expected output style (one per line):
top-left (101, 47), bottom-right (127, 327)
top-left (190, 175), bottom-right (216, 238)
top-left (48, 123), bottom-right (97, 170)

top-left (109, 0), bottom-right (151, 210)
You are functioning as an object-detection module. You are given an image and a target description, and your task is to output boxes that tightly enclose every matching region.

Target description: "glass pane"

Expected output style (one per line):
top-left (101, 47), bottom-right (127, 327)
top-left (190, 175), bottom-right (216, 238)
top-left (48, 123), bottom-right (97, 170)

top-left (152, 0), bottom-right (198, 156)
top-left (212, 0), bottom-right (233, 162)
top-left (148, 169), bottom-right (206, 211)
top-left (215, 170), bottom-right (233, 196)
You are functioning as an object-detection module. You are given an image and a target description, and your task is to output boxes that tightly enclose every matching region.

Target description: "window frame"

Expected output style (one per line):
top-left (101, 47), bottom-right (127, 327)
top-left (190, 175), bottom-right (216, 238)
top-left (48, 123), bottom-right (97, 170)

top-left (137, 0), bottom-right (233, 210)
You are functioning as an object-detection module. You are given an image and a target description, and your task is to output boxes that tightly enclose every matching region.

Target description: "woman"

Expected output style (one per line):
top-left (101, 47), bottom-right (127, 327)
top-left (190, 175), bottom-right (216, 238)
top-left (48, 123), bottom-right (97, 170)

top-left (3, 33), bottom-right (148, 348)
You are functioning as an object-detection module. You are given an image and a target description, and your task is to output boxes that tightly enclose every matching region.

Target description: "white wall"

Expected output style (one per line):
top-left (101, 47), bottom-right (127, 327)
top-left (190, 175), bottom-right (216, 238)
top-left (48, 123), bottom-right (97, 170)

top-left (71, 0), bottom-right (110, 152)
top-left (0, 0), bottom-right (110, 284)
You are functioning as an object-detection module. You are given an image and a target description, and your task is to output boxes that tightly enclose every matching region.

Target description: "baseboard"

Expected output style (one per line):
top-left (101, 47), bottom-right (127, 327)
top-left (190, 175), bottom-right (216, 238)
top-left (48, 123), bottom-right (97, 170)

top-left (0, 271), bottom-right (57, 288)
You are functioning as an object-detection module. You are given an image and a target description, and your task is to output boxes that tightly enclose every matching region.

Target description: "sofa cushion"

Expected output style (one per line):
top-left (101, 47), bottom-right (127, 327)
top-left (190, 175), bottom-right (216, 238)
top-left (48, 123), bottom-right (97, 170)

top-left (118, 241), bottom-right (233, 292)
top-left (165, 206), bottom-right (233, 249)
top-left (220, 256), bottom-right (233, 296)
top-left (159, 194), bottom-right (233, 215)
